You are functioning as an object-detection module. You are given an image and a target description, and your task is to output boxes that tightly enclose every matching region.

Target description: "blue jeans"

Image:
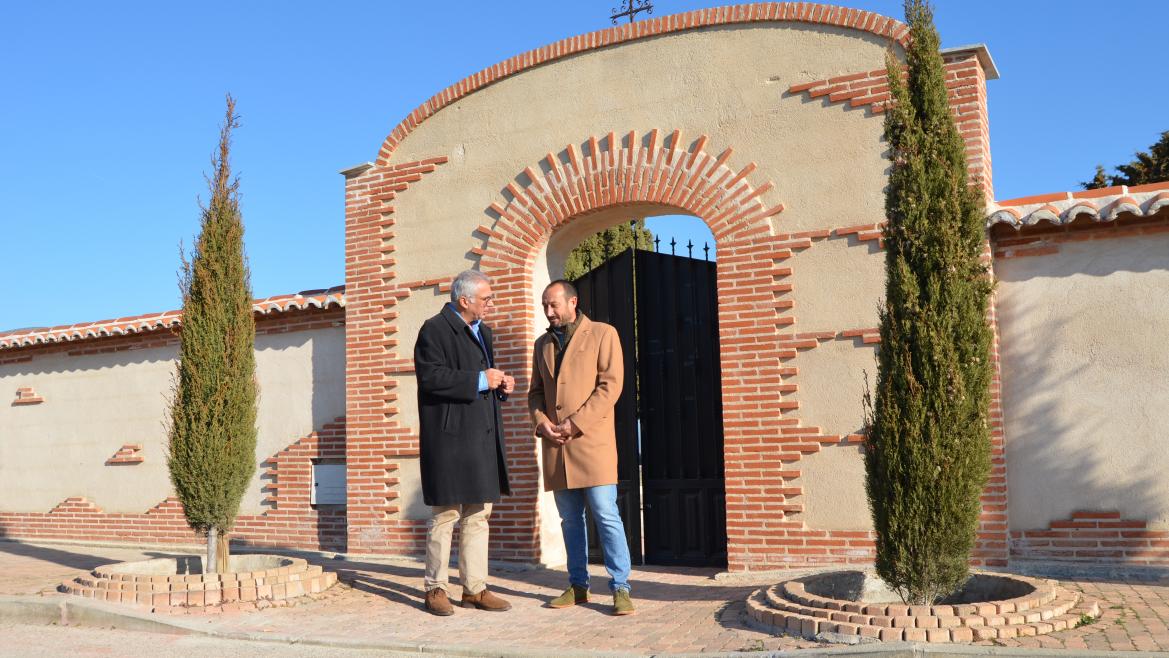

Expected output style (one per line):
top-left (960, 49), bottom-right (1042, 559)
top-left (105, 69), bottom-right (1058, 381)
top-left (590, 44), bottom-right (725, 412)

top-left (553, 484), bottom-right (631, 593)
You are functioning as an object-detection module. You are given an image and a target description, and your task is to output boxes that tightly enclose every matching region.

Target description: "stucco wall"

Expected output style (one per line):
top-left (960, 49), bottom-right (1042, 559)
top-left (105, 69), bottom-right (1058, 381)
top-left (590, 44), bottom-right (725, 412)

top-left (787, 237), bottom-right (885, 336)
top-left (0, 325), bottom-right (345, 514)
top-left (788, 338), bottom-right (875, 438)
top-left (386, 23), bottom-right (890, 286)
top-left (798, 444), bottom-right (872, 531)
top-left (997, 233), bottom-right (1169, 530)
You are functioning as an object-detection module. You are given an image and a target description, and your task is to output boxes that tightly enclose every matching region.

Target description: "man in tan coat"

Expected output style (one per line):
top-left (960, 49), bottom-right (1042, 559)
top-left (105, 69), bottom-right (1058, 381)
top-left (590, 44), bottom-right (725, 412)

top-left (528, 279), bottom-right (634, 616)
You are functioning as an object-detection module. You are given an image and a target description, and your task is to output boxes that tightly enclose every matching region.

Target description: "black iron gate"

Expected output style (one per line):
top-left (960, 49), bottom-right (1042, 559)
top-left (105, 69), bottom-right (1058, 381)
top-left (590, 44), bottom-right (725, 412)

top-left (573, 247), bottom-right (726, 568)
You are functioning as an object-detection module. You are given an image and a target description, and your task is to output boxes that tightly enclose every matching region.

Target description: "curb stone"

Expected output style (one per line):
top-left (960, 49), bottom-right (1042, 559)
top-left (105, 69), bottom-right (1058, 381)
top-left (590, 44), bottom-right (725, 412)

top-left (0, 595), bottom-right (189, 634)
top-left (3, 594), bottom-right (1167, 658)
top-left (0, 594), bottom-right (640, 657)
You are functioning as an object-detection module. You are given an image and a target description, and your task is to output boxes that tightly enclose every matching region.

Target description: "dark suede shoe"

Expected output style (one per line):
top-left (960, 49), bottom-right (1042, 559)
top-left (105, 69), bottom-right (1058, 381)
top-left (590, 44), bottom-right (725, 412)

top-left (425, 588), bottom-right (454, 616)
top-left (549, 584), bottom-right (589, 608)
top-left (461, 587), bottom-right (512, 611)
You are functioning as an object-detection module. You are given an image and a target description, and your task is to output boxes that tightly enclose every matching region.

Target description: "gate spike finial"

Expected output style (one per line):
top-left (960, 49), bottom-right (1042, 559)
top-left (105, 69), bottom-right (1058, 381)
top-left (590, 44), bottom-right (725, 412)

top-left (654, 236), bottom-right (661, 252)
top-left (687, 240), bottom-right (693, 258)
top-left (670, 237), bottom-right (676, 255)
top-left (704, 242), bottom-right (710, 261)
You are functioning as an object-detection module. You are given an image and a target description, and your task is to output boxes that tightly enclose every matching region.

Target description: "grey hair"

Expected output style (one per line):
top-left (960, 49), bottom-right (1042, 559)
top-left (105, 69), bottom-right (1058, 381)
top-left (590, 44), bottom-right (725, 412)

top-left (450, 270), bottom-right (490, 303)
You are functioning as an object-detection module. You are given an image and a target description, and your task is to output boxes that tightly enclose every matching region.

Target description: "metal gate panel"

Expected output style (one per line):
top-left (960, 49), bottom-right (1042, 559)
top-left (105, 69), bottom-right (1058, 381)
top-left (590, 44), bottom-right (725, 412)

top-left (634, 249), bottom-right (727, 567)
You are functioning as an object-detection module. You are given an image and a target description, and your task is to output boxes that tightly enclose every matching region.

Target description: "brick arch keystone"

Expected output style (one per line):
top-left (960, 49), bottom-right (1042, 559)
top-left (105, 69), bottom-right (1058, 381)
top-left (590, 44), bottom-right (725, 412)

top-left (478, 129), bottom-right (784, 263)
top-left (376, 3), bottom-right (908, 166)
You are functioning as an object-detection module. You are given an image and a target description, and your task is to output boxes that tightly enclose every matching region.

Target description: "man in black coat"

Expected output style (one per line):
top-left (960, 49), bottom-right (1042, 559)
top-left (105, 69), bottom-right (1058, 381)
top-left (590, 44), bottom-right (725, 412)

top-left (414, 269), bottom-right (514, 616)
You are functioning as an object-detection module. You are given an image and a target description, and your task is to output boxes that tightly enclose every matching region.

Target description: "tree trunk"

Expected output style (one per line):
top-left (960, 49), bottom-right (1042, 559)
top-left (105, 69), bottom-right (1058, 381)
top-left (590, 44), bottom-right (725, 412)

top-left (217, 531), bottom-right (230, 574)
top-left (206, 527), bottom-right (218, 574)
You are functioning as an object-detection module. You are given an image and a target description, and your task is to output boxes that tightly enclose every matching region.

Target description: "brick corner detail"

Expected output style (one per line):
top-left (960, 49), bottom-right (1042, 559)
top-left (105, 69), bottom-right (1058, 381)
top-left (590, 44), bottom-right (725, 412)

top-left (12, 386), bottom-right (44, 405)
top-left (106, 444), bottom-right (145, 465)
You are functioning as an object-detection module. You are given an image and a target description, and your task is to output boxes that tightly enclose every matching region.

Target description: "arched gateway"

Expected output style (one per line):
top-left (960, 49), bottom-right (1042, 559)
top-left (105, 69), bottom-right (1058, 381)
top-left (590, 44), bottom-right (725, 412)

top-left (340, 3), bottom-right (1003, 571)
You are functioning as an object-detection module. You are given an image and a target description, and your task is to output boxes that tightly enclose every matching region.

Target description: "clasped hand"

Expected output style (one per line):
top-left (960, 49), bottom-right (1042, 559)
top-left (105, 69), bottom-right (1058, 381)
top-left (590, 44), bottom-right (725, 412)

top-left (537, 419), bottom-right (577, 445)
top-left (485, 368), bottom-right (515, 394)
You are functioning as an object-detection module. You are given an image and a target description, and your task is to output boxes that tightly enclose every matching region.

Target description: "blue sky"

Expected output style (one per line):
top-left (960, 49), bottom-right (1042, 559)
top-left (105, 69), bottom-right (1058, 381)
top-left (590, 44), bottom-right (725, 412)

top-left (1, 1), bottom-right (1165, 330)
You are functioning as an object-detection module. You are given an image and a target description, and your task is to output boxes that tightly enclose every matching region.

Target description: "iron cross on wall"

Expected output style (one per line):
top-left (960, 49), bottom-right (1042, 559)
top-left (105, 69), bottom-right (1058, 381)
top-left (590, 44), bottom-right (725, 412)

top-left (611, 0), bottom-right (653, 24)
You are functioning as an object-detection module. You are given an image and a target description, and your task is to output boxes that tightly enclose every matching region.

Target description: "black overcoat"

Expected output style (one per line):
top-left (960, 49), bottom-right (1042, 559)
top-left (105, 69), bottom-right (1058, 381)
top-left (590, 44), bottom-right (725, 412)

top-left (414, 305), bottom-right (511, 506)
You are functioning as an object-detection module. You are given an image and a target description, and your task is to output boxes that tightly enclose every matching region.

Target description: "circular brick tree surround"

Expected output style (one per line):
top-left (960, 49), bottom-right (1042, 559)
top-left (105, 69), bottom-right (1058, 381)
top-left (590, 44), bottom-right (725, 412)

top-left (59, 555), bottom-right (337, 613)
top-left (746, 570), bottom-right (1100, 643)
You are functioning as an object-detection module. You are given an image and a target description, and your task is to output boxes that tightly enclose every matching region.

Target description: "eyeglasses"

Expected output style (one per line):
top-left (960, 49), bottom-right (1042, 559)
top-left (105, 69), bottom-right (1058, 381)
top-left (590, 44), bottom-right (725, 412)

top-left (463, 295), bottom-right (494, 304)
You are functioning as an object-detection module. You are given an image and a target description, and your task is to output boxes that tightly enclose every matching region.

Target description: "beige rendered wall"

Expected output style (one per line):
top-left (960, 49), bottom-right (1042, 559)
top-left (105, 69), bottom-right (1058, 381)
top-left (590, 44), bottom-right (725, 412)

top-left (787, 237), bottom-right (885, 336)
top-left (784, 235), bottom-right (883, 530)
top-left (0, 326), bottom-right (345, 514)
top-left (787, 335), bottom-right (878, 531)
top-left (798, 444), bottom-right (872, 531)
top-left (997, 233), bottom-right (1169, 530)
top-left (387, 24), bottom-right (891, 289)
top-left (378, 22), bottom-right (894, 543)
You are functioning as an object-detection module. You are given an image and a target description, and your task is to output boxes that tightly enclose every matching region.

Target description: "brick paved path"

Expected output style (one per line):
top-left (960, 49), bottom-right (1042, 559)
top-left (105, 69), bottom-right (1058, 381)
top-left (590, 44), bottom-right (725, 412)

top-left (5, 540), bottom-right (1169, 654)
top-left (184, 559), bottom-right (825, 655)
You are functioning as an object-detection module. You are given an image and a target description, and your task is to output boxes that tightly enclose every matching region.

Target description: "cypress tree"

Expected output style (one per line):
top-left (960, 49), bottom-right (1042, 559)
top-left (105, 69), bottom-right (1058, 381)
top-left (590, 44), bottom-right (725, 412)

top-left (167, 95), bottom-right (258, 574)
top-left (863, 1), bottom-right (994, 605)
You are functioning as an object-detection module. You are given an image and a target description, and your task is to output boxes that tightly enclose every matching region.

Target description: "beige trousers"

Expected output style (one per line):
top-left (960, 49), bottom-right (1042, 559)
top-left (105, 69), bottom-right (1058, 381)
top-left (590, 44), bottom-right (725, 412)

top-left (423, 502), bottom-right (492, 595)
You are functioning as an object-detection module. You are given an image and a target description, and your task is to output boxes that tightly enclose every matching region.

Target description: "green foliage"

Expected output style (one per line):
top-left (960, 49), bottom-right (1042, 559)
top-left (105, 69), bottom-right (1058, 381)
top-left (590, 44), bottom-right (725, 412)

top-left (563, 219), bottom-right (654, 279)
top-left (1082, 131), bottom-right (1169, 189)
top-left (863, 0), bottom-right (993, 605)
top-left (167, 95), bottom-right (258, 536)
top-left (1082, 165), bottom-right (1110, 191)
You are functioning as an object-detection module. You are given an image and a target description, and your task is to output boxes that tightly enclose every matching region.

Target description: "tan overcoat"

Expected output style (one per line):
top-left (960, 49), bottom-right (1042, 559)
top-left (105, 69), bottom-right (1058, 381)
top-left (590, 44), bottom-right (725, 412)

top-left (528, 314), bottom-right (624, 491)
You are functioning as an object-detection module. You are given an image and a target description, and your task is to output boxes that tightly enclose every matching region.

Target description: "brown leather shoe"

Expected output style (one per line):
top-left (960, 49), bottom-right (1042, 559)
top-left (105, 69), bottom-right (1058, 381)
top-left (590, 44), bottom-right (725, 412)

top-left (425, 588), bottom-right (454, 616)
top-left (461, 587), bottom-right (512, 611)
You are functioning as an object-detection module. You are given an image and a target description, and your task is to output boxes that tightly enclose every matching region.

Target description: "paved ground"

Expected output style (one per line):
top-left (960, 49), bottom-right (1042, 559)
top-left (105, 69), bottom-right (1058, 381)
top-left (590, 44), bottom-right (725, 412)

top-left (4, 539), bottom-right (1169, 655)
top-left (0, 622), bottom-right (415, 658)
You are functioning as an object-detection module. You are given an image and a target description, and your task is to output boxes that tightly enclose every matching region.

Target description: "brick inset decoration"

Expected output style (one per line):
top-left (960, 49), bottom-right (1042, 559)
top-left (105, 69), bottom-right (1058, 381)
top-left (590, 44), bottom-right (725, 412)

top-left (12, 387), bottom-right (44, 405)
top-left (787, 52), bottom-right (994, 204)
top-left (375, 3), bottom-right (910, 165)
top-left (996, 222), bottom-right (1169, 260)
top-left (1011, 511), bottom-right (1169, 565)
top-left (60, 556), bottom-right (338, 614)
top-left (106, 444), bottom-right (144, 465)
top-left (0, 418), bottom-right (348, 553)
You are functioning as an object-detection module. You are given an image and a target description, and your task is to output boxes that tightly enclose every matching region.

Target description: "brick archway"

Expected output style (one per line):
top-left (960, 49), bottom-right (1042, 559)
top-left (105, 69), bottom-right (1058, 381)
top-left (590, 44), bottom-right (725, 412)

top-left (474, 129), bottom-right (790, 569)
